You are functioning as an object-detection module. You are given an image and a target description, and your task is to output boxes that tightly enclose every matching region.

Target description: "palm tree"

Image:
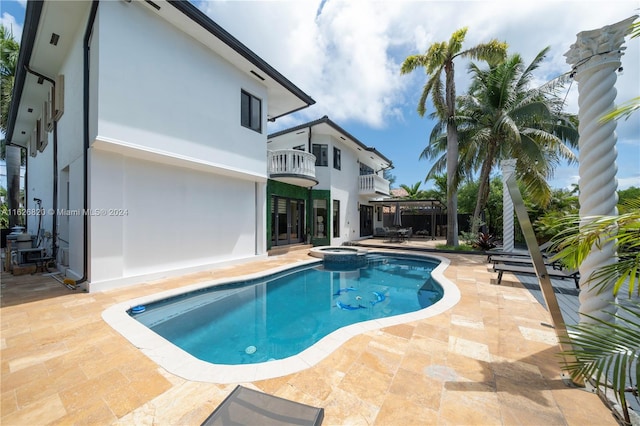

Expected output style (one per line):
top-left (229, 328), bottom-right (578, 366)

top-left (1, 25), bottom-right (21, 227)
top-left (401, 28), bottom-right (506, 246)
top-left (457, 47), bottom-right (579, 233)
top-left (399, 182), bottom-right (425, 200)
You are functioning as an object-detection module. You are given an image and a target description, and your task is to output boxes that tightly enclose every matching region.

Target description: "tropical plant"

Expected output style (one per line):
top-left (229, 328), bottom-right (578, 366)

top-left (534, 188), bottom-right (580, 241)
top-left (401, 27), bottom-right (507, 247)
top-left (619, 186), bottom-right (640, 206)
top-left (551, 199), bottom-right (640, 296)
top-left (455, 47), bottom-right (579, 234)
top-left (551, 198), bottom-right (640, 424)
top-left (399, 182), bottom-right (426, 200)
top-left (1, 24), bottom-right (21, 227)
top-left (473, 232), bottom-right (497, 250)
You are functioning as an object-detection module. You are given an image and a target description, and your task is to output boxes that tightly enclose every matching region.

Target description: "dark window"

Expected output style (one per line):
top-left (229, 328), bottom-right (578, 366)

top-left (333, 200), bottom-right (340, 238)
top-left (359, 163), bottom-right (374, 176)
top-left (312, 144), bottom-right (328, 167)
top-left (241, 90), bottom-right (261, 132)
top-left (313, 199), bottom-right (327, 238)
top-left (333, 147), bottom-right (341, 170)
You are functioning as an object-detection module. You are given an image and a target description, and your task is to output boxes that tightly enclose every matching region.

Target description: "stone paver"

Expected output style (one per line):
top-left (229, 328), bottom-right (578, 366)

top-left (1, 244), bottom-right (616, 425)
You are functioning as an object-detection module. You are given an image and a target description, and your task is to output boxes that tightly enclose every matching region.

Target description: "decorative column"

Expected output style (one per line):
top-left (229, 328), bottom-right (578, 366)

top-left (564, 16), bottom-right (636, 323)
top-left (501, 159), bottom-right (516, 253)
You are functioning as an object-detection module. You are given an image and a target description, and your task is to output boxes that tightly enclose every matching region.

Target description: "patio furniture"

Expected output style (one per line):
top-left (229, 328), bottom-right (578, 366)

top-left (489, 255), bottom-right (562, 270)
top-left (374, 227), bottom-right (389, 238)
top-left (486, 241), bottom-right (556, 262)
top-left (201, 385), bottom-right (324, 426)
top-left (493, 263), bottom-right (580, 289)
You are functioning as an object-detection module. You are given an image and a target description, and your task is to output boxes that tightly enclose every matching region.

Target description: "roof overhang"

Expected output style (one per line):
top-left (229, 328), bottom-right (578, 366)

top-left (369, 199), bottom-right (445, 210)
top-left (268, 116), bottom-right (393, 172)
top-left (6, 1), bottom-right (88, 147)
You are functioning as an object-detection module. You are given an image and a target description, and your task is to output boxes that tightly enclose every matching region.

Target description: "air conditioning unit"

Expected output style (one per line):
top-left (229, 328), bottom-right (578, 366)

top-left (44, 99), bottom-right (53, 132)
top-left (38, 117), bottom-right (48, 152)
top-left (29, 128), bottom-right (37, 157)
top-left (52, 75), bottom-right (64, 121)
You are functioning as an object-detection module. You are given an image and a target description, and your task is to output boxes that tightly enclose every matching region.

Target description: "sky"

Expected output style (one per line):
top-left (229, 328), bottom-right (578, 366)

top-left (2, 0), bottom-right (639, 191)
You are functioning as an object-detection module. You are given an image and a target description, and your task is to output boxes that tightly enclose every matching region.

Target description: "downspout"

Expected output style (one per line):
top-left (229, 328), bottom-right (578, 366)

top-left (77, 0), bottom-right (100, 285)
top-left (23, 65), bottom-right (58, 258)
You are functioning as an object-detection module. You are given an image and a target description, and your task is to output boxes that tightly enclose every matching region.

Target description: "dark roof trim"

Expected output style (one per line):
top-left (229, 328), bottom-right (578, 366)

top-left (166, 1), bottom-right (315, 114)
top-left (268, 115), bottom-right (393, 167)
top-left (369, 199), bottom-right (445, 208)
top-left (6, 0), bottom-right (45, 142)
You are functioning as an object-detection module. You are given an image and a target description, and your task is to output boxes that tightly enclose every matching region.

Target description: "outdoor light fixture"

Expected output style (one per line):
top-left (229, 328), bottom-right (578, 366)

top-left (49, 33), bottom-right (59, 46)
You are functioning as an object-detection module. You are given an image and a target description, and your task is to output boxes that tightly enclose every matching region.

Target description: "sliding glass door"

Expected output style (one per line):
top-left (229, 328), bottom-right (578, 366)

top-left (272, 196), bottom-right (305, 246)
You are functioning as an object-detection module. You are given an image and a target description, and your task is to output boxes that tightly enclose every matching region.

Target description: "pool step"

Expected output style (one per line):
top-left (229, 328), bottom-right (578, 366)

top-left (268, 244), bottom-right (312, 256)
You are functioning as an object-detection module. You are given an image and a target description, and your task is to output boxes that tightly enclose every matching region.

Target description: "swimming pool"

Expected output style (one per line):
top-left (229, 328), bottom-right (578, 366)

top-left (103, 251), bottom-right (460, 383)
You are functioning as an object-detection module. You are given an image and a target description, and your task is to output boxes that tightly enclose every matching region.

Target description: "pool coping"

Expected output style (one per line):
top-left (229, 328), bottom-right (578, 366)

top-left (102, 251), bottom-right (461, 383)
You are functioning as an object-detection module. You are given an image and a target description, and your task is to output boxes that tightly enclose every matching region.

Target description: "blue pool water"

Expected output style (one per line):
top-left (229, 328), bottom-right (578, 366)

top-left (131, 254), bottom-right (443, 365)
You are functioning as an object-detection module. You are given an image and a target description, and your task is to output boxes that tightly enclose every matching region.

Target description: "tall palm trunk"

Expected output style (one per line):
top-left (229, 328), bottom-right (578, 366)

top-left (445, 62), bottom-right (459, 246)
top-left (471, 144), bottom-right (497, 234)
top-left (6, 145), bottom-right (21, 227)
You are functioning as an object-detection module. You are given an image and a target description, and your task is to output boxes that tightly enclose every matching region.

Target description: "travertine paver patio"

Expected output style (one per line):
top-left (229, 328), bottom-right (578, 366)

top-left (1, 246), bottom-right (616, 425)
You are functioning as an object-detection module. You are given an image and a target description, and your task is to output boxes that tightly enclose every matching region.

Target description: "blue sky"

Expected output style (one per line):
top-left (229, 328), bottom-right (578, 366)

top-left (2, 0), bottom-right (639, 191)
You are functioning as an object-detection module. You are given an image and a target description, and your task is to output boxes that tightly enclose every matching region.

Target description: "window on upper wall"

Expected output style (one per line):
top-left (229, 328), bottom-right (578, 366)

top-left (333, 147), bottom-right (341, 170)
top-left (241, 90), bottom-right (261, 132)
top-left (312, 144), bottom-right (328, 166)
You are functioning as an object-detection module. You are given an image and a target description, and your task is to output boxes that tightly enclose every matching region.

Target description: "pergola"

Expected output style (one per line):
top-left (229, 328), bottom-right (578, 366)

top-left (370, 198), bottom-right (445, 238)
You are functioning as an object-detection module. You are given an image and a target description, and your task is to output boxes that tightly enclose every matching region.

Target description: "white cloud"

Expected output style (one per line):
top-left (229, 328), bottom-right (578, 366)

top-left (198, 1), bottom-right (638, 125)
top-left (1, 12), bottom-right (23, 40)
top-left (197, 1), bottom-right (638, 188)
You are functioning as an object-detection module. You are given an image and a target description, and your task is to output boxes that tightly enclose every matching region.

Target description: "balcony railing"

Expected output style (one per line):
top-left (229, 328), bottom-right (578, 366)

top-left (268, 150), bottom-right (317, 186)
top-left (359, 174), bottom-right (390, 196)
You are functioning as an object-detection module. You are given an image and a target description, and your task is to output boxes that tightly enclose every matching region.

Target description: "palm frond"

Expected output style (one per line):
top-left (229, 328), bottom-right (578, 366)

top-left (559, 301), bottom-right (640, 409)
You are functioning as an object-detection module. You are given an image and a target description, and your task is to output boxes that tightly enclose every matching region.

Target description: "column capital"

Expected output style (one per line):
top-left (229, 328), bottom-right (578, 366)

top-left (565, 16), bottom-right (637, 74)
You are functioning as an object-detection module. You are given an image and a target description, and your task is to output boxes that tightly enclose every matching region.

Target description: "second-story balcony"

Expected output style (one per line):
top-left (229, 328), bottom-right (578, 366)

top-left (359, 174), bottom-right (390, 196)
top-left (268, 150), bottom-right (318, 187)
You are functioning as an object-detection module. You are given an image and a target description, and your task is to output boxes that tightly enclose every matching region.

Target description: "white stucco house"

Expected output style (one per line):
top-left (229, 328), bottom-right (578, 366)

top-left (5, 0), bottom-right (315, 291)
top-left (266, 116), bottom-right (392, 249)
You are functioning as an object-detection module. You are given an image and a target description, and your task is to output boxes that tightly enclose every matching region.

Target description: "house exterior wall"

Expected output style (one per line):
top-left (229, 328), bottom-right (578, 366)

top-left (268, 127), bottom-right (387, 246)
top-left (81, 2), bottom-right (271, 290)
top-left (94, 2), bottom-right (268, 177)
top-left (89, 151), bottom-right (260, 290)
